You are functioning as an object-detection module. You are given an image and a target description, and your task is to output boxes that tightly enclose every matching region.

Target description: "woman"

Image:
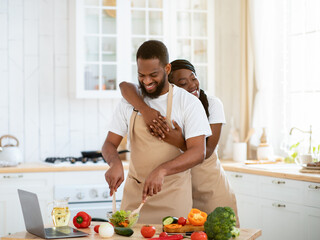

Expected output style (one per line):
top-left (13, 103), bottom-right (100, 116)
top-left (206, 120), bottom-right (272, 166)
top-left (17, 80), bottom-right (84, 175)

top-left (119, 59), bottom-right (239, 225)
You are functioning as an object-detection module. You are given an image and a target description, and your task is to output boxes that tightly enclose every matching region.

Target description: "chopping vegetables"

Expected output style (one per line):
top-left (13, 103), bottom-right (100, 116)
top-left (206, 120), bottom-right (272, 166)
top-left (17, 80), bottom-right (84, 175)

top-left (188, 209), bottom-right (207, 226)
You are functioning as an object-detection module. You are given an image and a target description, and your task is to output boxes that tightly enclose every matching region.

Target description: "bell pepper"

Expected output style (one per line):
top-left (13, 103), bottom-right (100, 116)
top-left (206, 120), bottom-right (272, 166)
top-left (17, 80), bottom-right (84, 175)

top-left (73, 211), bottom-right (92, 228)
top-left (188, 208), bottom-right (207, 226)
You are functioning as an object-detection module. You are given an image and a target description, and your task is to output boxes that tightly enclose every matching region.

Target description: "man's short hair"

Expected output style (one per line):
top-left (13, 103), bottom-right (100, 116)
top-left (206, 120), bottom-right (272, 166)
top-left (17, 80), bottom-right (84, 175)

top-left (136, 40), bottom-right (169, 66)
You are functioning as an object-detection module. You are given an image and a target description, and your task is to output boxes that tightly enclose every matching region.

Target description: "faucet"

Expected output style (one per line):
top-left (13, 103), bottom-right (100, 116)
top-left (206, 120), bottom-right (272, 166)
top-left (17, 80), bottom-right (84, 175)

top-left (289, 125), bottom-right (312, 154)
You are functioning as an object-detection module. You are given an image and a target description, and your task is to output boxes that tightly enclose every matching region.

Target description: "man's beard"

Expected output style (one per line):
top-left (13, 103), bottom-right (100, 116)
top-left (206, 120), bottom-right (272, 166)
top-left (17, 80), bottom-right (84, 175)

top-left (139, 74), bottom-right (166, 99)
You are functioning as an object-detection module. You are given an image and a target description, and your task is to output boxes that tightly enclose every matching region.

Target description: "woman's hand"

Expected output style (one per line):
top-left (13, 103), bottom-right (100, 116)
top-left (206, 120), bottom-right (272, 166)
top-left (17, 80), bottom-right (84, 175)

top-left (153, 120), bottom-right (187, 151)
top-left (140, 107), bottom-right (170, 139)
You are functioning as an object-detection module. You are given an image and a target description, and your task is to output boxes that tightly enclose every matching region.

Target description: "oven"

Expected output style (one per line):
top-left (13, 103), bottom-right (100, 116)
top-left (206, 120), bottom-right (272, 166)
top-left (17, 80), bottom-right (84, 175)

top-left (54, 176), bottom-right (127, 220)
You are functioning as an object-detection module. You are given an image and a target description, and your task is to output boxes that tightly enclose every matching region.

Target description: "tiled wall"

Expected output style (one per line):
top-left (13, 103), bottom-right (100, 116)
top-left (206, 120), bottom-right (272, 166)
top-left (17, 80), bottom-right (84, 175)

top-left (0, 0), bottom-right (118, 162)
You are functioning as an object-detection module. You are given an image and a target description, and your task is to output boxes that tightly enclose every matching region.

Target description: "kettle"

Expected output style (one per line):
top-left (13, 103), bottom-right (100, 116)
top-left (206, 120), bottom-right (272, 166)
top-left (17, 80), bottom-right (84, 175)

top-left (0, 135), bottom-right (23, 164)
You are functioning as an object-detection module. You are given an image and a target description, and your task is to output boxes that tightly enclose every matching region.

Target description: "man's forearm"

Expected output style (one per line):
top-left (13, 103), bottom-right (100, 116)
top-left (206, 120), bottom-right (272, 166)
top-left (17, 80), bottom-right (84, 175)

top-left (102, 141), bottom-right (122, 167)
top-left (155, 137), bottom-right (206, 176)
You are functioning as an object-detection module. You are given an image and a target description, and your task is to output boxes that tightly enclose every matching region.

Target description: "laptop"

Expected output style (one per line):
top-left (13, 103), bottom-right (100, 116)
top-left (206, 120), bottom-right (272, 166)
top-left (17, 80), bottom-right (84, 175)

top-left (18, 189), bottom-right (88, 239)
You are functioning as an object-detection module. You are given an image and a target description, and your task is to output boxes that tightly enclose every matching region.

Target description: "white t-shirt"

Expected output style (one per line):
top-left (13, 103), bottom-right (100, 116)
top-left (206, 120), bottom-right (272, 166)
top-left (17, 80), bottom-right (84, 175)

top-left (108, 85), bottom-right (212, 148)
top-left (207, 96), bottom-right (226, 125)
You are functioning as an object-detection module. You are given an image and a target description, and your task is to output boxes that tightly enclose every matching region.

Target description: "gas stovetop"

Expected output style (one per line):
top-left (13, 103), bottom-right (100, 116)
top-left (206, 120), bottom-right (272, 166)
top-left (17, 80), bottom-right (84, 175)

top-left (44, 156), bottom-right (106, 164)
top-left (44, 150), bottom-right (129, 165)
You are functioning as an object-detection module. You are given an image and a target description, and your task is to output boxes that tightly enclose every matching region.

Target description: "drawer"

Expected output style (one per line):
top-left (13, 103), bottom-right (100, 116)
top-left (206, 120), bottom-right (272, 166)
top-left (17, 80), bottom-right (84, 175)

top-left (302, 181), bottom-right (320, 208)
top-left (259, 175), bottom-right (303, 204)
top-left (0, 172), bottom-right (54, 193)
top-left (226, 171), bottom-right (259, 197)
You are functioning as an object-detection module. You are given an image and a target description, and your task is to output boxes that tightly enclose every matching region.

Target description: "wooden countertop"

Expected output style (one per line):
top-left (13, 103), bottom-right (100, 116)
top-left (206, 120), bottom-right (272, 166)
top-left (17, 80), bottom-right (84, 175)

top-left (0, 223), bottom-right (262, 240)
top-left (221, 160), bottom-right (320, 183)
top-left (0, 161), bottom-right (129, 173)
top-left (1, 160), bottom-right (319, 183)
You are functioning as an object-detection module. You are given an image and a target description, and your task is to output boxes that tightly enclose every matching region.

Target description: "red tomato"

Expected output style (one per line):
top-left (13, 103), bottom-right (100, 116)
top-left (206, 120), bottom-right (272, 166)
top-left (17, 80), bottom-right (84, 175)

top-left (177, 217), bottom-right (186, 226)
top-left (159, 232), bottom-right (168, 238)
top-left (94, 225), bottom-right (100, 233)
top-left (141, 225), bottom-right (156, 238)
top-left (191, 231), bottom-right (207, 240)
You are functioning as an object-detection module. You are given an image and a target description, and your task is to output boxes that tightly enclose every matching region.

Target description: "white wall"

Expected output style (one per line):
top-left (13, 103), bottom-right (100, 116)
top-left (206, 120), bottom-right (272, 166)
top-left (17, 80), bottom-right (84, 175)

top-left (0, 0), bottom-right (119, 162)
top-left (0, 0), bottom-right (242, 162)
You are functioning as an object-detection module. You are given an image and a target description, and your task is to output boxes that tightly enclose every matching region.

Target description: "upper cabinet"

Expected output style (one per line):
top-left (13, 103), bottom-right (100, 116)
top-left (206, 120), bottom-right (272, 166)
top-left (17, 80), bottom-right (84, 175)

top-left (72, 0), bottom-right (214, 98)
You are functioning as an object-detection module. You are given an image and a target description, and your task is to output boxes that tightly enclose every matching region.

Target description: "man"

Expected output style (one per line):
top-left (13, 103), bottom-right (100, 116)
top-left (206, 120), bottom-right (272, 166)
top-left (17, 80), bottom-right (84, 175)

top-left (102, 40), bottom-right (211, 224)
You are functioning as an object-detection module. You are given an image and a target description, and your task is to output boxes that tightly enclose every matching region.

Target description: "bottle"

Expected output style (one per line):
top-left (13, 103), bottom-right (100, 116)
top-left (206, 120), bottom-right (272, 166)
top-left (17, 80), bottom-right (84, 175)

top-left (257, 128), bottom-right (274, 161)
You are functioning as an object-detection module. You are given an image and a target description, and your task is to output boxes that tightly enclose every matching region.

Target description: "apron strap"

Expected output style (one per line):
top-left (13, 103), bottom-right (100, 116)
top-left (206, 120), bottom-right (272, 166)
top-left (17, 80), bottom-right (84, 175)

top-left (166, 84), bottom-right (173, 123)
top-left (129, 109), bottom-right (138, 140)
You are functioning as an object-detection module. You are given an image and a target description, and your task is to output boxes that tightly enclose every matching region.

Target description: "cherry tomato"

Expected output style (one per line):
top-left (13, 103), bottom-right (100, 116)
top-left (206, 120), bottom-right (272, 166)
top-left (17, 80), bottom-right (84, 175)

top-left (159, 232), bottom-right (168, 238)
top-left (94, 225), bottom-right (100, 233)
top-left (177, 217), bottom-right (186, 226)
top-left (141, 225), bottom-right (156, 238)
top-left (191, 231), bottom-right (207, 240)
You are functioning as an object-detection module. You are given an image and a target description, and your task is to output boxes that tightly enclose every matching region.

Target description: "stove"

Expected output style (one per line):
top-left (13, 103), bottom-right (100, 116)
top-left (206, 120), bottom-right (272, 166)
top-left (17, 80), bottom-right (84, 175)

top-left (44, 156), bottom-right (106, 164)
top-left (44, 150), bottom-right (129, 166)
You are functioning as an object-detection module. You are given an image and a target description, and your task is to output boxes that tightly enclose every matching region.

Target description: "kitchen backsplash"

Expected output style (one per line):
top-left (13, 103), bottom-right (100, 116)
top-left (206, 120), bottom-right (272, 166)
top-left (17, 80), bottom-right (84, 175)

top-left (0, 0), bottom-right (119, 162)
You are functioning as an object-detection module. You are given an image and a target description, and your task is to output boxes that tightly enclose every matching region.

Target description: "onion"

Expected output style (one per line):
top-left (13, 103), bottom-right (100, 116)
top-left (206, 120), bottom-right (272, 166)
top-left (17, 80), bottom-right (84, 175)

top-left (99, 222), bottom-right (114, 238)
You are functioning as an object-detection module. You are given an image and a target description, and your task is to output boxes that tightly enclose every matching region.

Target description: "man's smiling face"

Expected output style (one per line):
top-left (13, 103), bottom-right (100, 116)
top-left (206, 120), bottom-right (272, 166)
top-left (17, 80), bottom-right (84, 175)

top-left (137, 58), bottom-right (169, 99)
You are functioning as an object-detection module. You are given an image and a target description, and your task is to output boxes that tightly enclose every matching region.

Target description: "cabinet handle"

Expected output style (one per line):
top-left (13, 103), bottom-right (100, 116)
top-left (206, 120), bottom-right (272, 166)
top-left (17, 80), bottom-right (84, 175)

top-left (308, 184), bottom-right (320, 190)
top-left (272, 180), bottom-right (285, 185)
top-left (233, 174), bottom-right (243, 178)
top-left (272, 203), bottom-right (286, 208)
top-left (3, 175), bottom-right (23, 179)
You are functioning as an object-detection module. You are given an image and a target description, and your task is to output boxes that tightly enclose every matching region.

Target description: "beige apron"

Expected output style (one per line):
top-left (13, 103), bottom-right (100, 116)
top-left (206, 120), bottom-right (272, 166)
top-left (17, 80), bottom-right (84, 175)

top-left (121, 84), bottom-right (192, 224)
top-left (191, 152), bottom-right (240, 226)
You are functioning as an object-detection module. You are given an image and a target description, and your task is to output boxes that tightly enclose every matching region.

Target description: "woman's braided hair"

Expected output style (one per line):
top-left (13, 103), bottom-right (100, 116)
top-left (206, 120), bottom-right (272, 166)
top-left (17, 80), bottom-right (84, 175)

top-left (169, 59), bottom-right (209, 118)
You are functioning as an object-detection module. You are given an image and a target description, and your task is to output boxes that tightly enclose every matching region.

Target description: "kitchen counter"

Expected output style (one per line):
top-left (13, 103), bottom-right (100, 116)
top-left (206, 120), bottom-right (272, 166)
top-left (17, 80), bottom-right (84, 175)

top-left (0, 161), bottom-right (130, 173)
top-left (221, 160), bottom-right (320, 183)
top-left (1, 160), bottom-right (319, 183)
top-left (0, 224), bottom-right (262, 240)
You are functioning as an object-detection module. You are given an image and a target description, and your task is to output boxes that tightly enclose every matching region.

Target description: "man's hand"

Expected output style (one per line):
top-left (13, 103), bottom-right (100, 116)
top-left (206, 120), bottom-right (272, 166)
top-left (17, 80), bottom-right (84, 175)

top-left (142, 167), bottom-right (167, 202)
top-left (105, 162), bottom-right (124, 196)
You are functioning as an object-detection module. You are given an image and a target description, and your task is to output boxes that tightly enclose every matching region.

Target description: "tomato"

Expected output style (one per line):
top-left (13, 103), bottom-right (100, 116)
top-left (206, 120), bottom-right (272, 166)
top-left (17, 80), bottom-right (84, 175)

top-left (94, 225), bottom-right (100, 233)
top-left (159, 232), bottom-right (168, 238)
top-left (191, 231), bottom-right (207, 240)
top-left (141, 225), bottom-right (156, 238)
top-left (177, 217), bottom-right (186, 226)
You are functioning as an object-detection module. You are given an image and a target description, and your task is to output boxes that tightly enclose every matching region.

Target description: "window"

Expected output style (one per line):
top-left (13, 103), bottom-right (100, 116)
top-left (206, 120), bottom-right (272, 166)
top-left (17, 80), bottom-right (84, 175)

top-left (251, 0), bottom-right (320, 156)
top-left (74, 0), bottom-right (214, 98)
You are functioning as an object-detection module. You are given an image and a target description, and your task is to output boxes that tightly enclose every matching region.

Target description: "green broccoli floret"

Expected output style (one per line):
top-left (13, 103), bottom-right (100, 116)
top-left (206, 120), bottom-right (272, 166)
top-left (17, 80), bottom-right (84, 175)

top-left (231, 227), bottom-right (240, 238)
top-left (204, 207), bottom-right (237, 240)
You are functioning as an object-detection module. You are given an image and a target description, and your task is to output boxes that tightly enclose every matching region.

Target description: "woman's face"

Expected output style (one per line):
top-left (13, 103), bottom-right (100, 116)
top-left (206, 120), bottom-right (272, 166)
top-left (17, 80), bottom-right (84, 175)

top-left (170, 69), bottom-right (200, 98)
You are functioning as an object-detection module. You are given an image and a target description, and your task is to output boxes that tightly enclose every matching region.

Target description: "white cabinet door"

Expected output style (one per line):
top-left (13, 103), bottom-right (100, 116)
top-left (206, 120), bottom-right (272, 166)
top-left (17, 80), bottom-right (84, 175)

top-left (236, 194), bottom-right (261, 229)
top-left (0, 173), bottom-right (54, 237)
top-left (259, 199), bottom-right (304, 240)
top-left (303, 181), bottom-right (320, 208)
top-left (303, 206), bottom-right (320, 240)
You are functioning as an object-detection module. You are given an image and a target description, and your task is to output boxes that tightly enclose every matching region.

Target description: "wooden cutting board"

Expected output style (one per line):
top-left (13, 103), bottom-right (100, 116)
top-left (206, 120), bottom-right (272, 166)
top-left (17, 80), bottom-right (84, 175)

top-left (163, 224), bottom-right (204, 233)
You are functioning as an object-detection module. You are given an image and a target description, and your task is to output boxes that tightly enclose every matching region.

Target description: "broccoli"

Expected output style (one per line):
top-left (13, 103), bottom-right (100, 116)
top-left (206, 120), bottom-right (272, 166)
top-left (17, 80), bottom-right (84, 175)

top-left (204, 207), bottom-right (237, 240)
top-left (231, 227), bottom-right (240, 238)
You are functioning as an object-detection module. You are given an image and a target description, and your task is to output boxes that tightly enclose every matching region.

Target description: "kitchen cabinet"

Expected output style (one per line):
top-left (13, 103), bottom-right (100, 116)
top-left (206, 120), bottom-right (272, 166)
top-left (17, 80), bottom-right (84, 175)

top-left (72, 0), bottom-right (214, 98)
top-left (0, 173), bottom-right (54, 237)
top-left (0, 169), bottom-right (128, 237)
top-left (226, 171), bottom-right (320, 240)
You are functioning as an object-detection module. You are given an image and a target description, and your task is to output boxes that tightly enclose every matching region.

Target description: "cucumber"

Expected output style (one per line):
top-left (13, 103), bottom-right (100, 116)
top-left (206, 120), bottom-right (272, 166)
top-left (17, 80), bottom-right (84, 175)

top-left (114, 227), bottom-right (134, 237)
top-left (162, 216), bottom-right (178, 225)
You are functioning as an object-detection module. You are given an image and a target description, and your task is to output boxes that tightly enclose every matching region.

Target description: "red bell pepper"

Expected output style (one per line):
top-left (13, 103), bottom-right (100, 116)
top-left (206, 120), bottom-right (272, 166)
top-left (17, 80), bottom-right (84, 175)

top-left (73, 211), bottom-right (92, 228)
